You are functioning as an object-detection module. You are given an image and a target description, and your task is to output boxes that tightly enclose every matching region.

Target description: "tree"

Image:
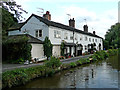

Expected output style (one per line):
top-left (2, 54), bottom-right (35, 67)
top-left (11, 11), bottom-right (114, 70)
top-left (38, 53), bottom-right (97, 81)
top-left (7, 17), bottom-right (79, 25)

top-left (1, 0), bottom-right (27, 38)
top-left (1, 0), bottom-right (28, 22)
top-left (104, 23), bottom-right (120, 49)
top-left (61, 41), bottom-right (65, 56)
top-left (43, 37), bottom-right (53, 60)
top-left (2, 8), bottom-right (18, 37)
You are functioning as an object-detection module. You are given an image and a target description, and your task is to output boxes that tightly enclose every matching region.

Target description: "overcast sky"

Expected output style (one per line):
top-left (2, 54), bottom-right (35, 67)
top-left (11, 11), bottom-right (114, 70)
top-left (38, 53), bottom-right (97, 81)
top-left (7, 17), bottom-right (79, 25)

top-left (15, 0), bottom-right (119, 38)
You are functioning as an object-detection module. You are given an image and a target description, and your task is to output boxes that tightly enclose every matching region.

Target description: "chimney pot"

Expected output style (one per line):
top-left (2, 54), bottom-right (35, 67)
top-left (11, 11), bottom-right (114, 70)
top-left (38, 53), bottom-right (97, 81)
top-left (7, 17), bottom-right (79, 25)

top-left (43, 11), bottom-right (51, 20)
top-left (83, 25), bottom-right (88, 32)
top-left (69, 18), bottom-right (75, 27)
top-left (93, 31), bottom-right (96, 35)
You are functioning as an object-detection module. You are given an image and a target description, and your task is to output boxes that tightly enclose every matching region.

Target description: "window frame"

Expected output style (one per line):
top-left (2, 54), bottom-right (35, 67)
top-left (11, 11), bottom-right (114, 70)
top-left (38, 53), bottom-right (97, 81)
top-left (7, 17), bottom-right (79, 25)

top-left (35, 30), bottom-right (42, 37)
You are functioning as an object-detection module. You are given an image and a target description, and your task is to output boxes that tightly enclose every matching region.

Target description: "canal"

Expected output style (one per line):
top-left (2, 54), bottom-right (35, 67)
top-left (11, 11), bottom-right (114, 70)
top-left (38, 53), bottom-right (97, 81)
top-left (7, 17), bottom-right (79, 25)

top-left (10, 54), bottom-right (120, 89)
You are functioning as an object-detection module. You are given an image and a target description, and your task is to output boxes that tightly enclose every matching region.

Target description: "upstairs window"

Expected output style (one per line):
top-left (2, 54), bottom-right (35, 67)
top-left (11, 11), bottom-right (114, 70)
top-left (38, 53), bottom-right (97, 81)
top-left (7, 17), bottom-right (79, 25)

top-left (36, 30), bottom-right (42, 37)
top-left (93, 39), bottom-right (94, 42)
top-left (85, 36), bottom-right (87, 41)
top-left (70, 34), bottom-right (73, 40)
top-left (64, 32), bottom-right (68, 39)
top-left (89, 38), bottom-right (91, 42)
top-left (95, 39), bottom-right (97, 42)
top-left (54, 30), bottom-right (61, 38)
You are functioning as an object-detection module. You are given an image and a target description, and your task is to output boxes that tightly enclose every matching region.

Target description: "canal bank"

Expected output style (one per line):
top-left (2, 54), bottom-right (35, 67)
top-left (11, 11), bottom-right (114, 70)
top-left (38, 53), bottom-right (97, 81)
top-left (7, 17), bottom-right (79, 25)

top-left (2, 49), bottom-right (119, 89)
top-left (12, 54), bottom-right (120, 89)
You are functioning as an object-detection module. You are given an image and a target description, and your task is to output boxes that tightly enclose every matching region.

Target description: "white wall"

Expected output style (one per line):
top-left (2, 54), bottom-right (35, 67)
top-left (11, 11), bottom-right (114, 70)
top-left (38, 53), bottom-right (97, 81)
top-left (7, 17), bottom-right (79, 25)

top-left (49, 26), bottom-right (74, 45)
top-left (31, 43), bottom-right (44, 59)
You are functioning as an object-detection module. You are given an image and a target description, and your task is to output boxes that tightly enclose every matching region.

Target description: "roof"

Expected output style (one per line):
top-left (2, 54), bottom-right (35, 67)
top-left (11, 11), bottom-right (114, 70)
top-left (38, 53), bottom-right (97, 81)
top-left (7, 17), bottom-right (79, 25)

top-left (8, 34), bottom-right (43, 44)
top-left (8, 14), bottom-right (103, 39)
top-left (8, 23), bottom-right (25, 31)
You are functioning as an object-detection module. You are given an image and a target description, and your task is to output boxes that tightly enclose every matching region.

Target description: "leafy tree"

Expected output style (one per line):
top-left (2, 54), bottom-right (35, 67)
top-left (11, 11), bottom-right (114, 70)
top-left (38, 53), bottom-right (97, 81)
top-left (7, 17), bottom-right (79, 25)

top-left (2, 8), bottom-right (18, 37)
top-left (104, 23), bottom-right (120, 49)
top-left (43, 37), bottom-right (53, 60)
top-left (1, 0), bottom-right (28, 21)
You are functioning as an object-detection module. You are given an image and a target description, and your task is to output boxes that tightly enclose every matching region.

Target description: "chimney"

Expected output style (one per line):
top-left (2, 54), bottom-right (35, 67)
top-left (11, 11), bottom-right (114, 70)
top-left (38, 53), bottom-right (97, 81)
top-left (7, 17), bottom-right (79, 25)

top-left (43, 11), bottom-right (51, 20)
top-left (83, 25), bottom-right (88, 32)
top-left (69, 18), bottom-right (75, 27)
top-left (93, 31), bottom-right (96, 35)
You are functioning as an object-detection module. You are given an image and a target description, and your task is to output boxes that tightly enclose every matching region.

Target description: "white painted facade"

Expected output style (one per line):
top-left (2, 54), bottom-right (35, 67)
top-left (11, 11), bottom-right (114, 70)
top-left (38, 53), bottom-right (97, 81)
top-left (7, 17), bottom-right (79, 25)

top-left (8, 14), bottom-right (103, 58)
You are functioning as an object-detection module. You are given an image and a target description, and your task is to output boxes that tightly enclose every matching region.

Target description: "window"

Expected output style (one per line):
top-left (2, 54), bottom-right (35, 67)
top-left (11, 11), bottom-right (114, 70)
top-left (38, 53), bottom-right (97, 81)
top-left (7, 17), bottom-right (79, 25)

top-left (80, 37), bottom-right (82, 40)
top-left (85, 36), bottom-right (87, 41)
top-left (70, 34), bottom-right (73, 40)
top-left (36, 30), bottom-right (42, 37)
top-left (95, 39), bottom-right (97, 42)
top-left (89, 38), bottom-right (91, 42)
top-left (64, 32), bottom-right (68, 39)
top-left (54, 30), bottom-right (61, 38)
top-left (100, 39), bottom-right (101, 42)
top-left (93, 39), bottom-right (94, 42)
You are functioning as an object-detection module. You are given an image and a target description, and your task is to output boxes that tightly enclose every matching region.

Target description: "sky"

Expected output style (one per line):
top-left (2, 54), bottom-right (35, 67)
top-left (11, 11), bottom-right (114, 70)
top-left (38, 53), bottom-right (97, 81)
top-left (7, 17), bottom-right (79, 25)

top-left (15, 0), bottom-right (119, 38)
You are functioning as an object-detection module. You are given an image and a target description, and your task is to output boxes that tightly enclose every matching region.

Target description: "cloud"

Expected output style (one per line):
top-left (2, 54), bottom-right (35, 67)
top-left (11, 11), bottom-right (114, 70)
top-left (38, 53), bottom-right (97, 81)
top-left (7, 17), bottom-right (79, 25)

top-left (52, 5), bottom-right (117, 38)
top-left (14, 0), bottom-right (118, 38)
top-left (15, 0), bottom-right (119, 3)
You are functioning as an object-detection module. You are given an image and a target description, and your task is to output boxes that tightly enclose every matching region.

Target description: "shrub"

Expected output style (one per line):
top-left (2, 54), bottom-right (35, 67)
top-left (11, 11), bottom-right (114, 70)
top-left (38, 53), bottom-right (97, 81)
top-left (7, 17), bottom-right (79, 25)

top-left (45, 57), bottom-right (62, 69)
top-left (76, 60), bottom-right (82, 65)
top-left (2, 35), bottom-right (32, 63)
top-left (69, 62), bottom-right (77, 68)
top-left (108, 49), bottom-right (117, 56)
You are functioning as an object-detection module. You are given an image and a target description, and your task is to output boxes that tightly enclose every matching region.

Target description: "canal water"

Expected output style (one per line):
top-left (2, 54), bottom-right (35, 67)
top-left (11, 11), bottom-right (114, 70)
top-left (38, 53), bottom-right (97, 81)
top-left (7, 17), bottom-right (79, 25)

top-left (11, 54), bottom-right (120, 89)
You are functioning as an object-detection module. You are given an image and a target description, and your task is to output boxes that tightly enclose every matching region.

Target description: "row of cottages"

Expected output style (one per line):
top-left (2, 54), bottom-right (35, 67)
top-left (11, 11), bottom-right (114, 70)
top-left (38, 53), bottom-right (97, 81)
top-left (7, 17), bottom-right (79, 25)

top-left (8, 11), bottom-right (103, 60)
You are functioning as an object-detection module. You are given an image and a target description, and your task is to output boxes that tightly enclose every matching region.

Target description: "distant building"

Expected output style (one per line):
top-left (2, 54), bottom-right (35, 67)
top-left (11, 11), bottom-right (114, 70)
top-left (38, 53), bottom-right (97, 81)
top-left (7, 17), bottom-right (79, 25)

top-left (8, 11), bottom-right (103, 59)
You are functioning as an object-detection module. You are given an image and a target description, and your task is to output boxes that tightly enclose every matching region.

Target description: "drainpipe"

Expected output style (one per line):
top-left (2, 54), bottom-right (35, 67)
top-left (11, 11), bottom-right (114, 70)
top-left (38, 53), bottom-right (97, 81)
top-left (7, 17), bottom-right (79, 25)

top-left (73, 30), bottom-right (75, 56)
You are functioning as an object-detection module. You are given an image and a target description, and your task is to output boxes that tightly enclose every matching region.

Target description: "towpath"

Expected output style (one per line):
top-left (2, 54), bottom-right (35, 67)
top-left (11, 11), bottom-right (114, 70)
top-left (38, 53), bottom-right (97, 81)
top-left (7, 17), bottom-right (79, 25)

top-left (2, 54), bottom-right (92, 72)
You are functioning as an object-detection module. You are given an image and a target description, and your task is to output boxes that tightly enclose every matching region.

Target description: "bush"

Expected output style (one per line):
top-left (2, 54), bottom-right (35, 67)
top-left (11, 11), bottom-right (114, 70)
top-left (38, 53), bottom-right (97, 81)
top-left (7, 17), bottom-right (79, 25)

top-left (45, 57), bottom-right (62, 69)
top-left (108, 49), bottom-right (117, 56)
top-left (76, 60), bottom-right (82, 65)
top-left (69, 62), bottom-right (77, 68)
top-left (2, 35), bottom-right (32, 63)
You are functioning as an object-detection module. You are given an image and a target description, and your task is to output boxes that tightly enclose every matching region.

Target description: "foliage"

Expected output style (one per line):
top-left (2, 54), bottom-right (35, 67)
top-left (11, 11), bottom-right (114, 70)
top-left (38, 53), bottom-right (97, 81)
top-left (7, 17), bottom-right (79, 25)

top-left (2, 49), bottom-right (118, 89)
top-left (89, 50), bottom-right (109, 61)
top-left (118, 48), bottom-right (120, 54)
top-left (69, 62), bottom-right (77, 68)
top-left (43, 37), bottom-right (53, 60)
top-left (107, 49), bottom-right (118, 56)
top-left (2, 8), bottom-right (18, 36)
top-left (2, 65), bottom-right (55, 88)
top-left (44, 57), bottom-right (62, 69)
top-left (1, 0), bottom-right (28, 22)
top-left (2, 36), bottom-right (32, 63)
top-left (104, 23), bottom-right (120, 49)
top-left (61, 41), bottom-right (65, 56)
top-left (76, 60), bottom-right (82, 65)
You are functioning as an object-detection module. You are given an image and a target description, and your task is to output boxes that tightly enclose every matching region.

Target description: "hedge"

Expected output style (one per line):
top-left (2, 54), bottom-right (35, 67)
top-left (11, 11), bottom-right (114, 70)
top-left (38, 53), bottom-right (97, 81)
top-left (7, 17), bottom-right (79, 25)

top-left (2, 36), bottom-right (32, 63)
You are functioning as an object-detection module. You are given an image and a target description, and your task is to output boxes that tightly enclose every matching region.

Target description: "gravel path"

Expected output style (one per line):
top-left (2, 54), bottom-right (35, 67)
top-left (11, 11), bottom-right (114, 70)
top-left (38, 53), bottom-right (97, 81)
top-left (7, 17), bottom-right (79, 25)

top-left (2, 54), bottom-right (92, 72)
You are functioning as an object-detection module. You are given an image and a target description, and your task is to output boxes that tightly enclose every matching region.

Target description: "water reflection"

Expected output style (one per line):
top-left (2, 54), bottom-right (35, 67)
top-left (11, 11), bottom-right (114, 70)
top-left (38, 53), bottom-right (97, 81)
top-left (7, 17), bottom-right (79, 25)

top-left (11, 55), bottom-right (119, 89)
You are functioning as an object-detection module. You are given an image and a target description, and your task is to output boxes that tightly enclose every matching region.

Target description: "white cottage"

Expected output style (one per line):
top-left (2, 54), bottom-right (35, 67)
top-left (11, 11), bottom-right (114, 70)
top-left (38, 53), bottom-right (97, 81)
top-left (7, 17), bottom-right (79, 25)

top-left (8, 11), bottom-right (103, 59)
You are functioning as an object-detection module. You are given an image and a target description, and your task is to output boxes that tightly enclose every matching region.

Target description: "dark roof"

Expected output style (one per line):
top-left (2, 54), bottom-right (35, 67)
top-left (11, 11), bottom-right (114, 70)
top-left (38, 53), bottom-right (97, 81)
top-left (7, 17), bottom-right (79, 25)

top-left (8, 14), bottom-right (103, 39)
top-left (8, 34), bottom-right (43, 44)
top-left (8, 23), bottom-right (25, 31)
